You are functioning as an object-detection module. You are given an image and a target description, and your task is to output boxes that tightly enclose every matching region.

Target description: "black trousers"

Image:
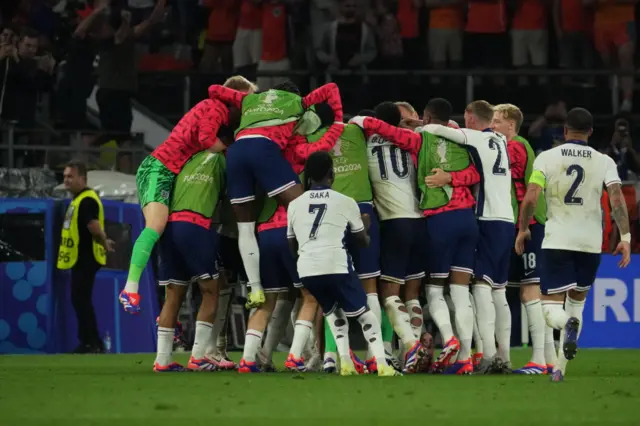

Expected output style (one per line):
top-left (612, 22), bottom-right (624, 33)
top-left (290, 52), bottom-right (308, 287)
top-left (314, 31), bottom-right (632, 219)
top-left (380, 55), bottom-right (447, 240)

top-left (71, 261), bottom-right (101, 347)
top-left (96, 88), bottom-right (133, 137)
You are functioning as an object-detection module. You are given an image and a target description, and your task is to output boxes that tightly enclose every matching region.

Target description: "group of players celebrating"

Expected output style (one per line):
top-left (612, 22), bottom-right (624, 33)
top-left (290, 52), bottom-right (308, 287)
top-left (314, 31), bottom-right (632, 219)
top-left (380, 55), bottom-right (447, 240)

top-left (117, 75), bottom-right (632, 381)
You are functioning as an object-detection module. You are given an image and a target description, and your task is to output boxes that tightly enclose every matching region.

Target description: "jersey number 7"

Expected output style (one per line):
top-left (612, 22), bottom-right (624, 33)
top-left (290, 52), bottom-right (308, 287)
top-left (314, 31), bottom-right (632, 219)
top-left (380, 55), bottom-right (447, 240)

top-left (308, 203), bottom-right (327, 239)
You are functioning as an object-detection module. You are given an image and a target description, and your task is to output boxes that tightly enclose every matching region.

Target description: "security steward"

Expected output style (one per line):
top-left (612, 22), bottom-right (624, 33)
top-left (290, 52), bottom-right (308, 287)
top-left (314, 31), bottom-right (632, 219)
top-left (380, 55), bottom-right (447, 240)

top-left (58, 160), bottom-right (114, 353)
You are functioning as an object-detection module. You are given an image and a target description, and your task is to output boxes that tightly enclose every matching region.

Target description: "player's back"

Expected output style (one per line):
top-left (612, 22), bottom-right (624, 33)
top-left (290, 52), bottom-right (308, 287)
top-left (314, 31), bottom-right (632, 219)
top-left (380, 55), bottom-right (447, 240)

top-left (288, 188), bottom-right (363, 277)
top-left (536, 143), bottom-right (620, 253)
top-left (465, 129), bottom-right (513, 222)
top-left (366, 134), bottom-right (422, 220)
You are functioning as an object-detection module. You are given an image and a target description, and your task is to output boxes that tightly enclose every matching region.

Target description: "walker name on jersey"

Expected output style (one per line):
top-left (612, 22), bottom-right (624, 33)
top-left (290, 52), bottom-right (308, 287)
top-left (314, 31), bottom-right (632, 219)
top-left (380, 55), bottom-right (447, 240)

top-left (561, 148), bottom-right (593, 159)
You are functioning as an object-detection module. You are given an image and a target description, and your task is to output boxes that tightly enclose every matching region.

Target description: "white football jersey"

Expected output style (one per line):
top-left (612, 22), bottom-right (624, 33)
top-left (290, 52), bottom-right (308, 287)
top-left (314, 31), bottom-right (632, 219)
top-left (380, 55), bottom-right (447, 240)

top-left (533, 142), bottom-right (621, 253)
top-left (287, 187), bottom-right (365, 278)
top-left (422, 125), bottom-right (514, 223)
top-left (366, 134), bottom-right (422, 220)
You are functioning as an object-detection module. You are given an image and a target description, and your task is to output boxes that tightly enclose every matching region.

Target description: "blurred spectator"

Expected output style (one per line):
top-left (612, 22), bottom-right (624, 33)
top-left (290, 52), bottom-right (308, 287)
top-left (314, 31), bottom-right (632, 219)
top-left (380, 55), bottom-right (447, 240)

top-left (95, 0), bottom-right (165, 140)
top-left (0, 24), bottom-right (19, 47)
top-left (464, 0), bottom-right (508, 84)
top-left (199, 0), bottom-right (239, 74)
top-left (528, 99), bottom-right (567, 152)
top-left (310, 0), bottom-right (336, 49)
top-left (56, 2), bottom-right (103, 129)
top-left (396, 0), bottom-right (420, 69)
top-left (256, 1), bottom-right (290, 90)
top-left (601, 116), bottom-right (640, 181)
top-left (232, 0), bottom-right (262, 75)
top-left (511, 0), bottom-right (548, 86)
top-left (553, 0), bottom-right (594, 85)
top-left (0, 25), bottom-right (20, 122)
top-left (28, 0), bottom-right (60, 44)
top-left (425, 0), bottom-right (463, 82)
top-left (316, 0), bottom-right (376, 72)
top-left (588, 0), bottom-right (635, 112)
top-left (374, 0), bottom-right (402, 69)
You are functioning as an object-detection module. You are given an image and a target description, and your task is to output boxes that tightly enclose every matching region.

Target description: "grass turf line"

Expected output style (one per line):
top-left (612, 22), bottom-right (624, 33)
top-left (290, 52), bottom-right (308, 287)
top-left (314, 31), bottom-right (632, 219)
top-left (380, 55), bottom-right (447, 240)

top-left (0, 349), bottom-right (638, 426)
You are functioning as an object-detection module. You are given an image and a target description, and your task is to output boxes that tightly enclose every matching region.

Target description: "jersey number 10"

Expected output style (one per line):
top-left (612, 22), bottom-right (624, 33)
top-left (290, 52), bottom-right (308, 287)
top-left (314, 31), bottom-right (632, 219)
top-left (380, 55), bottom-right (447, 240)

top-left (371, 146), bottom-right (410, 180)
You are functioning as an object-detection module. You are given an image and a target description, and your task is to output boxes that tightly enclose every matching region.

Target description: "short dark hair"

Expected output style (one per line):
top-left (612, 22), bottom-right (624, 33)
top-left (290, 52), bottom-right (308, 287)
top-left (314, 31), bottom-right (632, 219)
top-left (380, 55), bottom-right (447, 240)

top-left (357, 109), bottom-right (376, 117)
top-left (566, 107), bottom-right (593, 133)
top-left (374, 102), bottom-right (401, 126)
top-left (272, 80), bottom-right (300, 96)
top-left (315, 103), bottom-right (335, 128)
top-left (425, 98), bottom-right (452, 123)
top-left (20, 27), bottom-right (39, 41)
top-left (466, 100), bottom-right (494, 123)
top-left (65, 159), bottom-right (88, 178)
top-left (304, 151), bottom-right (333, 190)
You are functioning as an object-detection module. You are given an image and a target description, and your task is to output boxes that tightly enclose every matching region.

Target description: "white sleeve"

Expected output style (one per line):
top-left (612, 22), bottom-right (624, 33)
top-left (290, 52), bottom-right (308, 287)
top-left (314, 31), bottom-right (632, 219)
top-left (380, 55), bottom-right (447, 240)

top-left (603, 155), bottom-right (622, 187)
top-left (345, 199), bottom-right (365, 233)
top-left (422, 124), bottom-right (470, 145)
top-left (286, 204), bottom-right (296, 238)
top-left (532, 153), bottom-right (546, 175)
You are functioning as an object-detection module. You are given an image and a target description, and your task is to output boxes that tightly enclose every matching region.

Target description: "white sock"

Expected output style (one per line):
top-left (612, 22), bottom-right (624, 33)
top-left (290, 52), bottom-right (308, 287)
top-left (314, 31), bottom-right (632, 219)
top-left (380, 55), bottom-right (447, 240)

top-left (565, 296), bottom-right (585, 338)
top-left (357, 310), bottom-right (386, 362)
top-left (290, 298), bottom-right (302, 326)
top-left (206, 288), bottom-right (231, 355)
top-left (155, 327), bottom-right (174, 366)
top-left (367, 293), bottom-right (382, 322)
top-left (191, 321), bottom-right (213, 360)
top-left (426, 285), bottom-right (454, 342)
top-left (492, 288), bottom-right (511, 363)
top-left (469, 293), bottom-right (484, 354)
top-left (472, 284), bottom-right (496, 359)
top-left (124, 280), bottom-right (138, 293)
top-left (542, 301), bottom-right (569, 330)
top-left (304, 321), bottom-right (317, 359)
top-left (383, 296), bottom-right (416, 349)
top-left (290, 320), bottom-right (313, 358)
top-left (237, 222), bottom-right (263, 293)
top-left (524, 299), bottom-right (546, 365)
top-left (445, 293), bottom-right (458, 336)
top-left (544, 325), bottom-right (557, 367)
top-left (326, 310), bottom-right (351, 362)
top-left (405, 299), bottom-right (424, 340)
top-left (262, 299), bottom-right (294, 361)
top-left (242, 329), bottom-right (263, 362)
top-left (449, 284), bottom-right (474, 361)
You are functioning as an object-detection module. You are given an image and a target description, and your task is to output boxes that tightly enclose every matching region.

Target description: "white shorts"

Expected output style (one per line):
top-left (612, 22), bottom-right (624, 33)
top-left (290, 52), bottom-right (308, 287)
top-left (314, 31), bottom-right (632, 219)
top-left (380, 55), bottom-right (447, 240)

top-left (233, 28), bottom-right (262, 69)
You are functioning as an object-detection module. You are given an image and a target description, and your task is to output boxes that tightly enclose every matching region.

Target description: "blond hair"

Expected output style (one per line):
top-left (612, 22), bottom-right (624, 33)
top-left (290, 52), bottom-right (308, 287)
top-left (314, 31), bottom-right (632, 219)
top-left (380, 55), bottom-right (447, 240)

top-left (493, 103), bottom-right (524, 132)
top-left (465, 100), bottom-right (494, 123)
top-left (395, 101), bottom-right (417, 117)
top-left (223, 75), bottom-right (258, 93)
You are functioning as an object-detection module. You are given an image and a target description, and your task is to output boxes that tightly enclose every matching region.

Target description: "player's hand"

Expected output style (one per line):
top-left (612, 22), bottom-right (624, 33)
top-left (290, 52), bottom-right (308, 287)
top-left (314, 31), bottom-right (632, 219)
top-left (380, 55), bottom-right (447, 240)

top-left (105, 239), bottom-right (116, 253)
top-left (425, 168), bottom-right (451, 188)
top-left (613, 241), bottom-right (631, 268)
top-left (361, 213), bottom-right (371, 231)
top-left (400, 118), bottom-right (423, 130)
top-left (514, 229), bottom-right (531, 255)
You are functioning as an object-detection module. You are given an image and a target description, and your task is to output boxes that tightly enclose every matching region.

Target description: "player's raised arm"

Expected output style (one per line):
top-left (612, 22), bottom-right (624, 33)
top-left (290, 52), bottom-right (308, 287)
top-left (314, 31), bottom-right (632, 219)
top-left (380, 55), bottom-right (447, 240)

top-left (350, 116), bottom-right (422, 155)
top-left (421, 123), bottom-right (471, 145)
top-left (302, 83), bottom-right (343, 122)
top-left (198, 99), bottom-right (230, 151)
top-left (604, 156), bottom-right (631, 267)
top-left (208, 84), bottom-right (246, 108)
top-left (292, 123), bottom-right (345, 161)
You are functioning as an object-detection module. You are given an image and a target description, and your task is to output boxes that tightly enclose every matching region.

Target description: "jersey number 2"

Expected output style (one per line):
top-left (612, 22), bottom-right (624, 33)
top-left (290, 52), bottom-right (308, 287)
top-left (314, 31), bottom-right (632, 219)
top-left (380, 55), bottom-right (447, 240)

top-left (371, 145), bottom-right (409, 180)
top-left (308, 203), bottom-right (327, 239)
top-left (489, 138), bottom-right (507, 176)
top-left (564, 164), bottom-right (585, 205)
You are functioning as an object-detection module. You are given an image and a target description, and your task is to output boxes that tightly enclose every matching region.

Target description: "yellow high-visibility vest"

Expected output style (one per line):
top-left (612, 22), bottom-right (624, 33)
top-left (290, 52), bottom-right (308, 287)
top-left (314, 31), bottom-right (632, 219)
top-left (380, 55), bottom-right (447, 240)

top-left (57, 189), bottom-right (107, 269)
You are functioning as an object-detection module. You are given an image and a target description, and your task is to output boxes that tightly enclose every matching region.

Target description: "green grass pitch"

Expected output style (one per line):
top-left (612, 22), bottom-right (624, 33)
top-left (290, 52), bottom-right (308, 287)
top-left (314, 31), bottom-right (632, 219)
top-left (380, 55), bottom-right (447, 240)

top-left (1, 349), bottom-right (638, 426)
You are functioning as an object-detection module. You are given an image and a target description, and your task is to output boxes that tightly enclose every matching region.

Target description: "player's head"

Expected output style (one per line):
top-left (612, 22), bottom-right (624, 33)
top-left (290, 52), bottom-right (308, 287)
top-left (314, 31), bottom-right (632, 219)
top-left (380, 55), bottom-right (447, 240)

top-left (564, 107), bottom-right (593, 142)
top-left (423, 98), bottom-right (452, 125)
top-left (304, 151), bottom-right (334, 190)
top-left (272, 80), bottom-right (301, 96)
top-left (357, 109), bottom-right (376, 118)
top-left (223, 75), bottom-right (257, 94)
top-left (374, 102), bottom-right (402, 126)
top-left (315, 102), bottom-right (335, 129)
top-left (491, 104), bottom-right (523, 140)
top-left (395, 101), bottom-right (419, 120)
top-left (63, 159), bottom-right (88, 194)
top-left (464, 100), bottom-right (494, 130)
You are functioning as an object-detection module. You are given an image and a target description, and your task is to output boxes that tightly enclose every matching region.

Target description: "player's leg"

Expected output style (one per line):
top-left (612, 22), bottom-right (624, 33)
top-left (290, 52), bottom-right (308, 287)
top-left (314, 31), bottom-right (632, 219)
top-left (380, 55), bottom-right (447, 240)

top-left (238, 293), bottom-right (279, 372)
top-left (206, 270), bottom-right (236, 369)
top-left (259, 289), bottom-right (296, 370)
top-left (379, 218), bottom-right (426, 373)
top-left (490, 222), bottom-right (515, 369)
top-left (121, 156), bottom-right (174, 313)
top-left (286, 288), bottom-right (318, 371)
top-left (187, 275), bottom-right (220, 371)
top-left (513, 225), bottom-right (547, 374)
top-left (155, 283), bottom-right (188, 371)
top-left (469, 292), bottom-right (484, 369)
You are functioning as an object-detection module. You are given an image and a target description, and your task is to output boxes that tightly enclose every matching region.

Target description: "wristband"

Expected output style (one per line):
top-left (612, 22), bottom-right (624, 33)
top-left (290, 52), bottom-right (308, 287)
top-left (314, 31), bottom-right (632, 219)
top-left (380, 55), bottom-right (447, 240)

top-left (621, 233), bottom-right (631, 243)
